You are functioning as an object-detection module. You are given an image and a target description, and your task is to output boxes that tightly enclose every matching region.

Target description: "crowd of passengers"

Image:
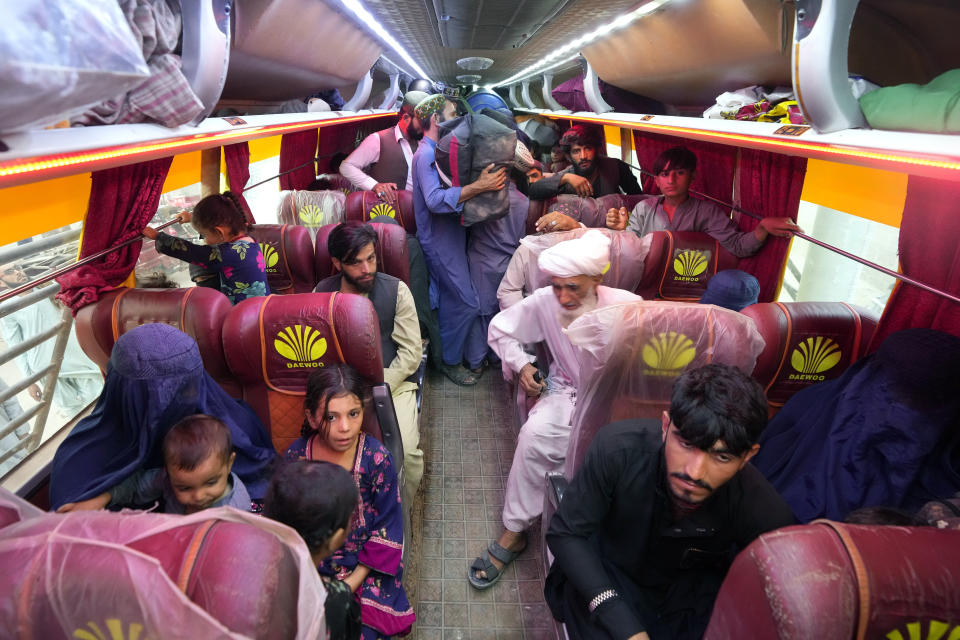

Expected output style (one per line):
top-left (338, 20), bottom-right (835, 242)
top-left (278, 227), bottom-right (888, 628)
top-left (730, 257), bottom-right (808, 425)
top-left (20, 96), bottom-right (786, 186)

top-left (34, 89), bottom-right (960, 640)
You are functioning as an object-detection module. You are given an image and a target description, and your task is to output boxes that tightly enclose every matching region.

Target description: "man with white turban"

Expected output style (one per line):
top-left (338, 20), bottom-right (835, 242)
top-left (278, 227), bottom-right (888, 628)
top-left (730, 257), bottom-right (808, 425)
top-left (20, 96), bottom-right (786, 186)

top-left (469, 230), bottom-right (642, 590)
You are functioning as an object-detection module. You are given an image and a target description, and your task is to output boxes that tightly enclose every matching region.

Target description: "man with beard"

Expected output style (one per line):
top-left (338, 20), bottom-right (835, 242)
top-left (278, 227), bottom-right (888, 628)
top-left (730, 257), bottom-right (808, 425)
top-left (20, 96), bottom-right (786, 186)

top-left (339, 90), bottom-right (430, 205)
top-left (468, 231), bottom-right (641, 590)
top-left (545, 364), bottom-right (794, 639)
top-left (410, 93), bottom-right (507, 386)
top-left (313, 222), bottom-right (423, 507)
top-left (528, 125), bottom-right (642, 201)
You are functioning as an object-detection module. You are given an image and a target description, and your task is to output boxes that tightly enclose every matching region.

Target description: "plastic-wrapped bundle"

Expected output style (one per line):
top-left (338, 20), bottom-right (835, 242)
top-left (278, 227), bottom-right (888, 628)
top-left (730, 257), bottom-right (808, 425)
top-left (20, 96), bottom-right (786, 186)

top-left (435, 113), bottom-right (517, 227)
top-left (0, 0), bottom-right (149, 133)
top-left (278, 189), bottom-right (346, 240)
top-left (0, 489), bottom-right (327, 639)
top-left (564, 301), bottom-right (765, 474)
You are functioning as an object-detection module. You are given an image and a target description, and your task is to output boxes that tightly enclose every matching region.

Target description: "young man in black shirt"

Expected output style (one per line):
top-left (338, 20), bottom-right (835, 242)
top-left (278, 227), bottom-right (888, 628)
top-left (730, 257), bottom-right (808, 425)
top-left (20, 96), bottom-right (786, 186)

top-left (546, 363), bottom-right (794, 639)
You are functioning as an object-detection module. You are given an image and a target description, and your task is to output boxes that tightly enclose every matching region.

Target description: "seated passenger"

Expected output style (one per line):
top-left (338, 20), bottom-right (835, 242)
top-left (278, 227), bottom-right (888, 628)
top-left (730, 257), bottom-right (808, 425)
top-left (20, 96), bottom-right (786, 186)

top-left (143, 191), bottom-right (271, 303)
top-left (264, 460), bottom-right (363, 640)
top-left (546, 364), bottom-right (795, 640)
top-left (49, 324), bottom-right (276, 511)
top-left (469, 231), bottom-right (642, 590)
top-left (604, 147), bottom-right (800, 257)
top-left (57, 414), bottom-right (250, 514)
top-left (698, 269), bottom-right (760, 311)
top-left (528, 126), bottom-right (642, 200)
top-left (314, 222), bottom-right (424, 508)
top-left (754, 328), bottom-right (960, 522)
top-left (284, 364), bottom-right (415, 639)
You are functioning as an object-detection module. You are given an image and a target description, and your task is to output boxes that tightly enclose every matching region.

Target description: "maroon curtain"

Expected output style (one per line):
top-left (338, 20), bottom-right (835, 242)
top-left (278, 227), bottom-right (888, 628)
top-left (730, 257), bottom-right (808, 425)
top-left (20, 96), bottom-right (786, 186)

top-left (56, 157), bottom-right (173, 313)
top-left (733, 150), bottom-right (807, 302)
top-left (279, 129), bottom-right (318, 190)
top-left (223, 142), bottom-right (255, 224)
top-left (316, 122), bottom-right (365, 173)
top-left (631, 131), bottom-right (737, 202)
top-left (870, 175), bottom-right (960, 349)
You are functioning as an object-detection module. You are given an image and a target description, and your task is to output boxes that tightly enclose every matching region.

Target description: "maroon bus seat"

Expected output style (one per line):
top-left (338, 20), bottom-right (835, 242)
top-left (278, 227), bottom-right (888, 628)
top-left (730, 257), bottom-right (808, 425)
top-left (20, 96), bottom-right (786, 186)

top-left (635, 230), bottom-right (740, 301)
top-left (704, 521), bottom-right (960, 639)
top-left (248, 224), bottom-right (316, 295)
top-left (525, 193), bottom-right (653, 235)
top-left (314, 221), bottom-right (412, 285)
top-left (222, 293), bottom-right (403, 470)
top-left (74, 287), bottom-right (239, 397)
top-left (277, 189), bottom-right (346, 231)
top-left (742, 301), bottom-right (878, 411)
top-left (344, 190), bottom-right (418, 235)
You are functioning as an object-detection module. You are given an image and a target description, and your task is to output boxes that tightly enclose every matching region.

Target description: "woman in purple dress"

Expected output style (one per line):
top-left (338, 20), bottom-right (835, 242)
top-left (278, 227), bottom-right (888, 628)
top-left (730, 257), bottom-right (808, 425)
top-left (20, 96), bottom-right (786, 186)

top-left (284, 364), bottom-right (415, 639)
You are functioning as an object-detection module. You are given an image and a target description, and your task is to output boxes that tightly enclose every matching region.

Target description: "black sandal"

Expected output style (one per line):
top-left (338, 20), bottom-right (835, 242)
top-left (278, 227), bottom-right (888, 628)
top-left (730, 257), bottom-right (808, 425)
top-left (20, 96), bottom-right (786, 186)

top-left (468, 540), bottom-right (526, 590)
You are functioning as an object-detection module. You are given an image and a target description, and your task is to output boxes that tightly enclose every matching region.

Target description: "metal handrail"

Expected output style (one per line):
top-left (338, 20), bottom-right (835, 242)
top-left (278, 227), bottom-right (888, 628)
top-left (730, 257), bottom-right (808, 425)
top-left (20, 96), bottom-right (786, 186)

top-left (624, 161), bottom-right (960, 306)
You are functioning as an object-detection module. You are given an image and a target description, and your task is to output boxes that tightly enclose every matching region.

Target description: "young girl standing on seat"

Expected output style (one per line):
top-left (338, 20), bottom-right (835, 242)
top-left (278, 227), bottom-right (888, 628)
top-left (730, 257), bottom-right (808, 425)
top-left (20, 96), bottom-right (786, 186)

top-left (143, 191), bottom-right (270, 303)
top-left (284, 364), bottom-right (415, 639)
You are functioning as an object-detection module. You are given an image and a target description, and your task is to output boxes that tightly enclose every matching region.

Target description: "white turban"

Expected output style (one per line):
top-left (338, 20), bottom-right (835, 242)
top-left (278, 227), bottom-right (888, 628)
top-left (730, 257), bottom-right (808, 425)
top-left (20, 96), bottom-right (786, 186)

top-left (538, 229), bottom-right (611, 277)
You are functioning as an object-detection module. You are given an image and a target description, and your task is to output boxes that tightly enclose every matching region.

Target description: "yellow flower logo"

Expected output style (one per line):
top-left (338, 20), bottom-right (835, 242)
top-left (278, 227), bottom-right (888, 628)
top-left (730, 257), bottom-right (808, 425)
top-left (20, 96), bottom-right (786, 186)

top-left (885, 620), bottom-right (960, 640)
top-left (298, 203), bottom-right (325, 226)
top-left (73, 619), bottom-right (152, 640)
top-left (673, 249), bottom-right (708, 277)
top-left (370, 202), bottom-right (396, 219)
top-left (275, 325), bottom-right (327, 363)
top-left (790, 337), bottom-right (842, 374)
top-left (642, 332), bottom-right (697, 371)
top-left (601, 262), bottom-right (610, 275)
top-left (259, 243), bottom-right (279, 268)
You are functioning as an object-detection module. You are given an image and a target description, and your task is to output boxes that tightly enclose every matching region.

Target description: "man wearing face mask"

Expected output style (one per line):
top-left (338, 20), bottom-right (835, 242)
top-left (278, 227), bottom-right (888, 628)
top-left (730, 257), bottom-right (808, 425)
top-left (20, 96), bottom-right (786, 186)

top-left (545, 364), bottom-right (795, 639)
top-left (339, 90), bottom-right (430, 205)
top-left (468, 231), bottom-right (641, 590)
top-left (528, 125), bottom-right (642, 201)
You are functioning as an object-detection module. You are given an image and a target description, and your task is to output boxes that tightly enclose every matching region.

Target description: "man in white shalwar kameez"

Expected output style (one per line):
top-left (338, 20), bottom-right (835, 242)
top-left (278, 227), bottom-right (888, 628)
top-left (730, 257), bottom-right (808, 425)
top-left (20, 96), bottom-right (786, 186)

top-left (468, 230), bottom-right (642, 590)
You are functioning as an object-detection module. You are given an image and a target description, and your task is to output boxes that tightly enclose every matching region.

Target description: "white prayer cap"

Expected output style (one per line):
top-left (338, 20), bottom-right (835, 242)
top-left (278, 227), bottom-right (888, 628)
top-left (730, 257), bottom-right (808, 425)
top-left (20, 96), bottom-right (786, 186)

top-left (538, 229), bottom-right (611, 277)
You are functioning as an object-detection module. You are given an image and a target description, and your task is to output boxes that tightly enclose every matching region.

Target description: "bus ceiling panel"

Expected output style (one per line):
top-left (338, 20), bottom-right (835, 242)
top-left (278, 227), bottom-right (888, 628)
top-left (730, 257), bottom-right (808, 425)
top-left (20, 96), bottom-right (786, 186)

top-left (219, 0), bottom-right (382, 102)
top-left (431, 0), bottom-right (578, 50)
top-left (0, 111), bottom-right (396, 190)
top-left (179, 0), bottom-right (231, 123)
top-left (581, 0), bottom-right (793, 106)
top-left (518, 110), bottom-right (960, 181)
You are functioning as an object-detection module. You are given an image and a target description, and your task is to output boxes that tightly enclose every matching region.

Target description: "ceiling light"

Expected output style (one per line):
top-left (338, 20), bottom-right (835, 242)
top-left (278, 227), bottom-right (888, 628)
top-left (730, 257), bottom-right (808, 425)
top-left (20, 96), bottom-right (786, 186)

top-left (491, 0), bottom-right (672, 88)
top-left (339, 0), bottom-right (433, 80)
top-left (456, 74), bottom-right (482, 83)
top-left (457, 57), bottom-right (495, 71)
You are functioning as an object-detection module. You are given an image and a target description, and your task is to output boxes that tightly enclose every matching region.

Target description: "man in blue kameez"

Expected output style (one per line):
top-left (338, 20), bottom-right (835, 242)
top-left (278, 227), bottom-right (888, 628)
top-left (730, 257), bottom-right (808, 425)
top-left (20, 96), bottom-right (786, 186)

top-left (411, 94), bottom-right (507, 386)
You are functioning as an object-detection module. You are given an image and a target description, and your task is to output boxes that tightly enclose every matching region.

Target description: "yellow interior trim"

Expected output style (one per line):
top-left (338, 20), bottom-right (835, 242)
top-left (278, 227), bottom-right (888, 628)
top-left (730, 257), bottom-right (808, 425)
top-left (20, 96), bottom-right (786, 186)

top-left (603, 125), bottom-right (622, 156)
top-left (0, 173), bottom-right (91, 247)
top-left (800, 159), bottom-right (907, 228)
top-left (248, 136), bottom-right (282, 164)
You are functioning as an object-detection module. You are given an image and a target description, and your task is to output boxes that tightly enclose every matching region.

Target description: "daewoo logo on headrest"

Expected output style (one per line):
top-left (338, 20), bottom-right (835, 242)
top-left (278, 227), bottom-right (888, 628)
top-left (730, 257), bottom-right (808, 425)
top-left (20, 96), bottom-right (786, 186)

top-left (642, 331), bottom-right (696, 376)
top-left (259, 243), bottom-right (280, 274)
top-left (884, 620), bottom-right (960, 640)
top-left (789, 336), bottom-right (841, 381)
top-left (369, 203), bottom-right (396, 219)
top-left (275, 325), bottom-right (327, 368)
top-left (672, 249), bottom-right (709, 281)
top-left (74, 619), bottom-right (144, 640)
top-left (298, 203), bottom-right (325, 226)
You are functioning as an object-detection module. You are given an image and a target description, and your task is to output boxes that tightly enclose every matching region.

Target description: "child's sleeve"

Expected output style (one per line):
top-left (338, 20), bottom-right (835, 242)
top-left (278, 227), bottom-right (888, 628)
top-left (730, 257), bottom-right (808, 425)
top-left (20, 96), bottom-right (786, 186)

top-left (154, 232), bottom-right (223, 268)
top-left (108, 468), bottom-right (165, 507)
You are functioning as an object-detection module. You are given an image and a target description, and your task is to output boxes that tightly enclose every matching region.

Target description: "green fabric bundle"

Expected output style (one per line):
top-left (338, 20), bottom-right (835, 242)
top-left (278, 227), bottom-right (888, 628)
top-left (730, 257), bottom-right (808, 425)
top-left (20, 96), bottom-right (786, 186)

top-left (859, 68), bottom-right (960, 133)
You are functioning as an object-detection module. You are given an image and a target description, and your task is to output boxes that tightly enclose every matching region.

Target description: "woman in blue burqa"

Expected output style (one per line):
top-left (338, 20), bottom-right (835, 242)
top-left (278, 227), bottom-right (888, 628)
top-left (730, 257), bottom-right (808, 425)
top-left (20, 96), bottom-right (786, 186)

top-left (753, 328), bottom-right (960, 523)
top-left (49, 323), bottom-right (276, 511)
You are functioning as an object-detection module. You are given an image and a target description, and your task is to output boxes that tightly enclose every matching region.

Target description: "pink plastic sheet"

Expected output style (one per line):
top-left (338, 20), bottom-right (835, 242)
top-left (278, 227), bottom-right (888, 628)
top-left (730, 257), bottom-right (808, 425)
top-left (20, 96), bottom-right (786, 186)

top-left (0, 489), bottom-right (326, 640)
top-left (564, 301), bottom-right (765, 474)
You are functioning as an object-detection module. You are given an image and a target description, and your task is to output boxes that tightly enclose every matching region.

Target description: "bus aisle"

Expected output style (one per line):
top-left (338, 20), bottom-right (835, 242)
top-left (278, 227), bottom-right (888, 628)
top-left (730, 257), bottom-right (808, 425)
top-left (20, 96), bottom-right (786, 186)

top-left (408, 367), bottom-right (555, 639)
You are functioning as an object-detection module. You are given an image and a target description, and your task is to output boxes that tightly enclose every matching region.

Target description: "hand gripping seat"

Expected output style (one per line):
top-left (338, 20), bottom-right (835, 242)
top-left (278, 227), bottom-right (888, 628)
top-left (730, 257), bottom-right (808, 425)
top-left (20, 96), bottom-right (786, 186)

top-left (248, 224), bottom-right (317, 294)
top-left (0, 502), bottom-right (324, 639)
top-left (704, 521), bottom-right (960, 640)
top-left (277, 189), bottom-right (346, 238)
top-left (742, 301), bottom-right (878, 412)
top-left (222, 292), bottom-right (403, 470)
top-left (313, 221), bottom-right (412, 285)
top-left (525, 193), bottom-right (653, 235)
top-left (344, 190), bottom-right (418, 235)
top-left (635, 230), bottom-right (740, 301)
top-left (74, 287), bottom-right (239, 397)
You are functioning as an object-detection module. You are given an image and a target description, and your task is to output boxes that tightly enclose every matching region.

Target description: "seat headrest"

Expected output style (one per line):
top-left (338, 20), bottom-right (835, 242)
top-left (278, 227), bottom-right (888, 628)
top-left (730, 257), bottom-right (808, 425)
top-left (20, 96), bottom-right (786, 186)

top-left (344, 190), bottom-right (417, 234)
top-left (248, 224), bottom-right (316, 294)
top-left (314, 222), bottom-right (411, 285)
top-left (636, 230), bottom-right (740, 301)
top-left (277, 190), bottom-right (346, 229)
top-left (742, 302), bottom-right (878, 408)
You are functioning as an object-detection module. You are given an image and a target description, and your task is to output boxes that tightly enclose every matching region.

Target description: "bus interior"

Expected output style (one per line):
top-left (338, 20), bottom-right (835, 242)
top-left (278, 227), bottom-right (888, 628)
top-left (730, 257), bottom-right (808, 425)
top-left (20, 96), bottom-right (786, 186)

top-left (1, 0), bottom-right (959, 637)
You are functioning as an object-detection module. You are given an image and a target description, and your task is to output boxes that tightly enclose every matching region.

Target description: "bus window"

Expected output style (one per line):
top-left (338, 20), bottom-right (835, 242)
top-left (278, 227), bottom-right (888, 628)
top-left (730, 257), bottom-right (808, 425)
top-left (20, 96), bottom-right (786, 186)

top-left (779, 202), bottom-right (899, 316)
top-left (0, 222), bottom-right (104, 479)
top-left (136, 183), bottom-right (204, 288)
top-left (242, 153), bottom-right (282, 225)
